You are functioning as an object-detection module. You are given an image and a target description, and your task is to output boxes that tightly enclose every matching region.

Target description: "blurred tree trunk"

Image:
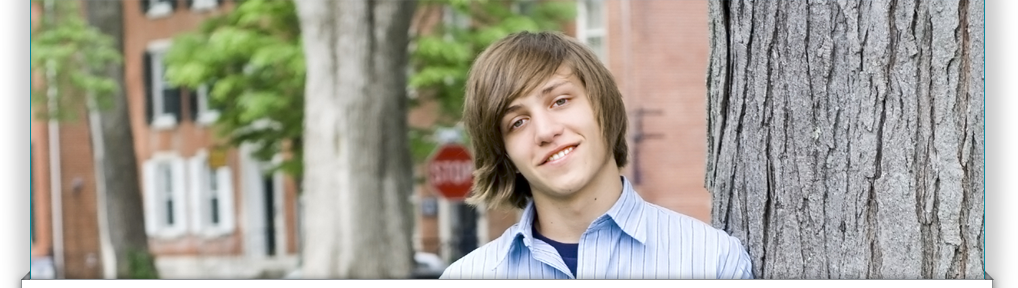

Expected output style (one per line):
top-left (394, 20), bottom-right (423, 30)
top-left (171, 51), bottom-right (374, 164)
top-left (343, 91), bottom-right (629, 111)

top-left (295, 0), bottom-right (417, 278)
top-left (706, 0), bottom-right (983, 279)
top-left (83, 0), bottom-right (159, 279)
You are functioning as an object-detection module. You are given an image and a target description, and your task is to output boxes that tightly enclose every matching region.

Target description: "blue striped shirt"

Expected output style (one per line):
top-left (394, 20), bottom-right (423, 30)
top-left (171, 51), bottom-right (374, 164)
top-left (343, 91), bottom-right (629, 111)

top-left (440, 176), bottom-right (754, 279)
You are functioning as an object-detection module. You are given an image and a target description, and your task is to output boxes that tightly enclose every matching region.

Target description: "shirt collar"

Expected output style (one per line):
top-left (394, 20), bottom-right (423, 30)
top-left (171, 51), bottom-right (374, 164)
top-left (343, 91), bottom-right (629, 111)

top-left (494, 176), bottom-right (648, 269)
top-left (601, 176), bottom-right (648, 243)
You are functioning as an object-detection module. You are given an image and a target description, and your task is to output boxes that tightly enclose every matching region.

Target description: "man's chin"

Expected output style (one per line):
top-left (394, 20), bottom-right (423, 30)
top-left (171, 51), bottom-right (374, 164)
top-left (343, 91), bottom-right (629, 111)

top-left (536, 177), bottom-right (588, 198)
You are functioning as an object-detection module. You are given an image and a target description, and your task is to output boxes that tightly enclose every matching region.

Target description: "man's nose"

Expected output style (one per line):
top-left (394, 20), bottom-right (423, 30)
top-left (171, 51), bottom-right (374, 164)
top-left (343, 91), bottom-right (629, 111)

top-left (533, 113), bottom-right (564, 146)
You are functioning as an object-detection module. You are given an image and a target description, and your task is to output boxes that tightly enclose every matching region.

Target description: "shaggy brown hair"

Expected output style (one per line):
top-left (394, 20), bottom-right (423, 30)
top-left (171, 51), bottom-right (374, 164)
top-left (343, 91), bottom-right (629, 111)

top-left (462, 31), bottom-right (629, 211)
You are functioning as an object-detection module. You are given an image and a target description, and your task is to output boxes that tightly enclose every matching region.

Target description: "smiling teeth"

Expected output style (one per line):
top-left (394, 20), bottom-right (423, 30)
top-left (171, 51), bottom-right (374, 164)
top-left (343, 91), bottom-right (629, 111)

top-left (547, 147), bottom-right (575, 162)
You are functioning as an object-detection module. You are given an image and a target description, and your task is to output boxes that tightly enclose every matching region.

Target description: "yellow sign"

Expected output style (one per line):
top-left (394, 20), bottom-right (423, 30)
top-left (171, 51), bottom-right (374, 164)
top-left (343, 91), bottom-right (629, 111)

top-left (208, 148), bottom-right (228, 169)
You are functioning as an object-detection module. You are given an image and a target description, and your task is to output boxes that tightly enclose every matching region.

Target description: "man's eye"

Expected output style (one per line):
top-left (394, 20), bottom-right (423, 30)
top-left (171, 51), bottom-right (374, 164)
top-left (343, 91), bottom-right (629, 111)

top-left (510, 119), bottom-right (526, 129)
top-left (553, 98), bottom-right (568, 107)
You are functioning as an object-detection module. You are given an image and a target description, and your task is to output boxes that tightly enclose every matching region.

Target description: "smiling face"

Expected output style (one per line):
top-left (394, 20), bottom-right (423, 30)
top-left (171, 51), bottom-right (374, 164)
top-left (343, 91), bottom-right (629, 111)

top-left (500, 65), bottom-right (616, 201)
top-left (461, 31), bottom-right (629, 211)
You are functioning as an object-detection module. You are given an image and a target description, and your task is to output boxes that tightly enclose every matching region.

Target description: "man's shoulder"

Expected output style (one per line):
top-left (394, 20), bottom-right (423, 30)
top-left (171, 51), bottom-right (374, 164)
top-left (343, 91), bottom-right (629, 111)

top-left (640, 202), bottom-right (754, 278)
top-left (640, 202), bottom-right (742, 244)
top-left (440, 225), bottom-right (521, 279)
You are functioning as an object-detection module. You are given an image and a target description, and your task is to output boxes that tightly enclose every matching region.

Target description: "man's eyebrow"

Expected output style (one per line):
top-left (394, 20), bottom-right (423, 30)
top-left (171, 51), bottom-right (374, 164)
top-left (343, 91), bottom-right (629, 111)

top-left (503, 104), bottom-right (522, 117)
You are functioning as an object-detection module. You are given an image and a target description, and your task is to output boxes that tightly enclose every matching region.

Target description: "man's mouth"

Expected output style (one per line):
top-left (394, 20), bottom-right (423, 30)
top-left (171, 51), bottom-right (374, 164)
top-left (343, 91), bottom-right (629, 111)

top-left (541, 145), bottom-right (577, 165)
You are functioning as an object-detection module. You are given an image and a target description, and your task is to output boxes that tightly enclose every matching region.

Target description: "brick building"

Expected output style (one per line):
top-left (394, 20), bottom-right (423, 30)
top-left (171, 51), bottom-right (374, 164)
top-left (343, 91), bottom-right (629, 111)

top-left (602, 0), bottom-right (713, 221)
top-left (31, 0), bottom-right (301, 279)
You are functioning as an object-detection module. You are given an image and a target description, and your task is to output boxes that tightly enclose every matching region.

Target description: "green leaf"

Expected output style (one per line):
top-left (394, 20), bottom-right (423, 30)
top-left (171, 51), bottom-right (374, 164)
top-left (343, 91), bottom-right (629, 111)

top-left (31, 0), bottom-right (123, 119)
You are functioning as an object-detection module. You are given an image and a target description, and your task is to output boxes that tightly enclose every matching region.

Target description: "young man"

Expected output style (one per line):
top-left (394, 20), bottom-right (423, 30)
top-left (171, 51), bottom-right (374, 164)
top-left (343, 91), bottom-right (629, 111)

top-left (440, 31), bottom-right (753, 279)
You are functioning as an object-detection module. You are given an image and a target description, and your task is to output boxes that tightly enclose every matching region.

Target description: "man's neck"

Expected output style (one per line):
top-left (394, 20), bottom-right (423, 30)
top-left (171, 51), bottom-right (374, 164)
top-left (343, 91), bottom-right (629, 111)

top-left (531, 162), bottom-right (623, 244)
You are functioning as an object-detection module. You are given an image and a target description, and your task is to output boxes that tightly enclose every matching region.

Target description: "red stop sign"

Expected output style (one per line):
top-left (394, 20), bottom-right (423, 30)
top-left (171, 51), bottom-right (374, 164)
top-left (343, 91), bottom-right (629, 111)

top-left (428, 143), bottom-right (474, 201)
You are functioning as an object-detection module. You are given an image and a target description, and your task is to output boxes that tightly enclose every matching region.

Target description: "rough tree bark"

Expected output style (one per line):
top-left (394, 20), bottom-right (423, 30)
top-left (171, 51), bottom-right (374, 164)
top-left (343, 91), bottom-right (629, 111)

top-left (706, 0), bottom-right (983, 279)
top-left (83, 0), bottom-right (159, 279)
top-left (295, 0), bottom-right (417, 278)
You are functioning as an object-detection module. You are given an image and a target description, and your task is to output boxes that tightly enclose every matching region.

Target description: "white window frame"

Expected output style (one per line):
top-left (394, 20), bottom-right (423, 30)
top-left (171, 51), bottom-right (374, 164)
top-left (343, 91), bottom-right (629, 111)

top-left (143, 154), bottom-right (188, 239)
top-left (147, 40), bottom-right (178, 130)
top-left (195, 84), bottom-right (221, 125)
top-left (145, 0), bottom-right (174, 19)
top-left (188, 150), bottom-right (235, 237)
top-left (577, 0), bottom-right (607, 63)
top-left (190, 0), bottom-right (219, 12)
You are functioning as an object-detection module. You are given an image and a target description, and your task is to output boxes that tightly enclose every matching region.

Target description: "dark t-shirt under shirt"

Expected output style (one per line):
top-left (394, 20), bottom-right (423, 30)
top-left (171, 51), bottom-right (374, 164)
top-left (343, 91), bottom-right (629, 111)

top-left (532, 226), bottom-right (579, 277)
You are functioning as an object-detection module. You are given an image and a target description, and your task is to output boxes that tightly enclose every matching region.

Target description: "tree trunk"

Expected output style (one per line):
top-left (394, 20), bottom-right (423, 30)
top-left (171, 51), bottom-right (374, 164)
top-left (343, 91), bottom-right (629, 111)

top-left (295, 0), bottom-right (417, 278)
top-left (706, 0), bottom-right (983, 279)
top-left (83, 1), bottom-right (159, 279)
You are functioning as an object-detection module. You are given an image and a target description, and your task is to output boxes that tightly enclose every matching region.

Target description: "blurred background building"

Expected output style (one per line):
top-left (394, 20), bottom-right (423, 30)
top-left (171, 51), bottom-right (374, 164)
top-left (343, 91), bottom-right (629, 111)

top-left (32, 0), bottom-right (300, 279)
top-left (31, 0), bottom-right (711, 278)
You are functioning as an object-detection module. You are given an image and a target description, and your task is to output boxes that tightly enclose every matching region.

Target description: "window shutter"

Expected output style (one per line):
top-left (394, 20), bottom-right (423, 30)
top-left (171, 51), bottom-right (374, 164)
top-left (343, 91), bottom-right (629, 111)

top-left (188, 88), bottom-right (199, 122)
top-left (141, 0), bottom-right (150, 15)
top-left (190, 155), bottom-right (207, 235)
top-left (167, 0), bottom-right (178, 12)
top-left (143, 160), bottom-right (157, 235)
top-left (217, 167), bottom-right (235, 234)
top-left (143, 52), bottom-right (154, 125)
top-left (187, 156), bottom-right (200, 236)
top-left (186, 0), bottom-right (194, 9)
top-left (170, 157), bottom-right (188, 236)
top-left (164, 72), bottom-right (182, 123)
top-left (216, 0), bottom-right (224, 7)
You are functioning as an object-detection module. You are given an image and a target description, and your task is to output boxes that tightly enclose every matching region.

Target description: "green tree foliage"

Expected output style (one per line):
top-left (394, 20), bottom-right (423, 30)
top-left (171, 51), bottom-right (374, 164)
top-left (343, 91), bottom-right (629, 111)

top-left (164, 0), bottom-right (574, 182)
top-left (30, 0), bottom-right (121, 120)
top-left (164, 0), bottom-right (305, 178)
